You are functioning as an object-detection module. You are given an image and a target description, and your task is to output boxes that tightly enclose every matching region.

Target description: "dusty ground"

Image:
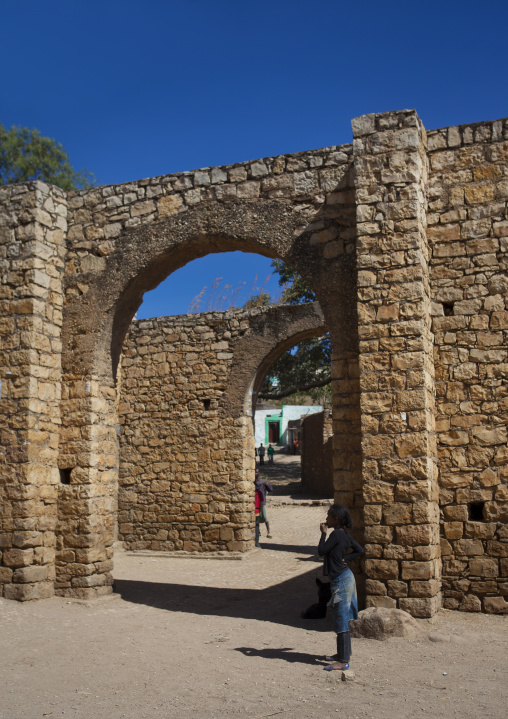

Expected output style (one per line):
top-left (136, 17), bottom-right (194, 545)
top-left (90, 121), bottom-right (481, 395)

top-left (1, 499), bottom-right (507, 719)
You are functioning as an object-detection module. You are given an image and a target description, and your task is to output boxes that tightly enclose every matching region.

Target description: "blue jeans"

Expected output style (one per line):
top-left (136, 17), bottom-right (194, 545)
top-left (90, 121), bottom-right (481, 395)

top-left (328, 568), bottom-right (358, 634)
top-left (329, 568), bottom-right (358, 663)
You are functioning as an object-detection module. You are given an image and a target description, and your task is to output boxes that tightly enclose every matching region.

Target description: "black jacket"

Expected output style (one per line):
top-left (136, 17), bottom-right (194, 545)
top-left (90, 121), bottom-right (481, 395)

top-left (318, 528), bottom-right (364, 578)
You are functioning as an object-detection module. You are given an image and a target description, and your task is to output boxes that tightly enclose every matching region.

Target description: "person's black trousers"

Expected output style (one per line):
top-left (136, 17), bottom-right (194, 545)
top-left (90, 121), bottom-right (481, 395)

top-left (336, 631), bottom-right (351, 663)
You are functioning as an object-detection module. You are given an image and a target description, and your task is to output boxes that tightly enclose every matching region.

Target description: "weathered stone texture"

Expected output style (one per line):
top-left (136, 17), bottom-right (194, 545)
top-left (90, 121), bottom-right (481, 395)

top-left (0, 182), bottom-right (66, 600)
top-left (428, 118), bottom-right (508, 612)
top-left (0, 109), bottom-right (507, 615)
top-left (118, 305), bottom-right (327, 552)
top-left (354, 111), bottom-right (440, 616)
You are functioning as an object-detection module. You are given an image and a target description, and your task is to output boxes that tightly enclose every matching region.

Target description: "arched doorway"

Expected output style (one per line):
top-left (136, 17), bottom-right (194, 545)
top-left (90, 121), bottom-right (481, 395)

top-left (55, 152), bottom-right (358, 598)
top-left (117, 302), bottom-right (328, 553)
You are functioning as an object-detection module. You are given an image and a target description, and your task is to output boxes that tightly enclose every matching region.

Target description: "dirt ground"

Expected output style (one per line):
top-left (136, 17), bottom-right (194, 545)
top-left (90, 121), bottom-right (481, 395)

top-left (1, 501), bottom-right (507, 719)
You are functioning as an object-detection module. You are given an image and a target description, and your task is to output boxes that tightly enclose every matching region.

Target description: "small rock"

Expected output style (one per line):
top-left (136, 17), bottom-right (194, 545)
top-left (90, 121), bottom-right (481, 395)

top-left (341, 669), bottom-right (355, 681)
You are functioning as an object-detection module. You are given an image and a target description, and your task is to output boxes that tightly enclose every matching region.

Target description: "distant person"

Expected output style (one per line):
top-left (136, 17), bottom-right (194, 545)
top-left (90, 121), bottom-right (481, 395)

top-left (267, 444), bottom-right (274, 464)
top-left (258, 443), bottom-right (266, 465)
top-left (255, 469), bottom-right (273, 543)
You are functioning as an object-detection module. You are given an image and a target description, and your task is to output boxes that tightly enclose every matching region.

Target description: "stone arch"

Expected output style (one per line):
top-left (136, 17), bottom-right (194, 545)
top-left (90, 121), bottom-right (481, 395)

top-left (220, 302), bottom-right (327, 417)
top-left (117, 302), bottom-right (329, 553)
top-left (62, 199), bottom-right (339, 381)
top-left (22, 123), bottom-right (368, 600)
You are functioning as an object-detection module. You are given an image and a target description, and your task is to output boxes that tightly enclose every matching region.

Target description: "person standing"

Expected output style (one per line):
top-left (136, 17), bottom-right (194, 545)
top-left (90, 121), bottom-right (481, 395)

top-left (255, 469), bottom-right (273, 540)
top-left (267, 444), bottom-right (274, 464)
top-left (258, 443), bottom-right (266, 465)
top-left (318, 504), bottom-right (364, 671)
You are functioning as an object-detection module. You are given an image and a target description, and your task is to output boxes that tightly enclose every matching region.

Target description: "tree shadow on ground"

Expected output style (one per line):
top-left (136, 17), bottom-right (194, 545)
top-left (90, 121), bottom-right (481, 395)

top-left (114, 566), bottom-right (330, 632)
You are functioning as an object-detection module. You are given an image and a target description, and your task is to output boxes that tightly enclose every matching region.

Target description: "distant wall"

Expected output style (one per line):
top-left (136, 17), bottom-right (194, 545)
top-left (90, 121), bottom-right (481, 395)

top-left (301, 410), bottom-right (334, 497)
top-left (118, 305), bottom-right (326, 552)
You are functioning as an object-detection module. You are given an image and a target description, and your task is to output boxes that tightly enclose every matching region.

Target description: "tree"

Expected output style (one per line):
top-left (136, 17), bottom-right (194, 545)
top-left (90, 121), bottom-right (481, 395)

top-left (0, 124), bottom-right (94, 191)
top-left (271, 259), bottom-right (316, 305)
top-left (258, 260), bottom-right (331, 404)
top-left (259, 335), bottom-right (331, 404)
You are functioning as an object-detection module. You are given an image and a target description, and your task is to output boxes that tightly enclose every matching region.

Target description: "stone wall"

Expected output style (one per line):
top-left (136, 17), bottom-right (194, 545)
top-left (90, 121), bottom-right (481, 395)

top-left (427, 119), bottom-right (508, 613)
top-left (353, 112), bottom-right (441, 617)
top-left (0, 182), bottom-right (67, 600)
top-left (118, 305), bottom-right (327, 552)
top-left (301, 411), bottom-right (334, 497)
top-left (0, 109), bottom-right (506, 615)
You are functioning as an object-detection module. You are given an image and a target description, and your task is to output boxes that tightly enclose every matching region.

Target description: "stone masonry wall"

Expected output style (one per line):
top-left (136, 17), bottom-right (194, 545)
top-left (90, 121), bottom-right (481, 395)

top-left (353, 111), bottom-right (441, 618)
top-left (301, 411), bottom-right (334, 497)
top-left (427, 118), bottom-right (508, 614)
top-left (0, 109), bottom-right (507, 615)
top-left (118, 311), bottom-right (255, 552)
top-left (118, 305), bottom-right (326, 552)
top-left (0, 182), bottom-right (67, 600)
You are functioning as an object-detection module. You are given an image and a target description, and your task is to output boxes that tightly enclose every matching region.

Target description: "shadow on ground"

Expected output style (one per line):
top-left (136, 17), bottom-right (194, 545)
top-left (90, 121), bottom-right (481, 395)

top-left (234, 646), bottom-right (326, 667)
top-left (114, 566), bottom-right (330, 631)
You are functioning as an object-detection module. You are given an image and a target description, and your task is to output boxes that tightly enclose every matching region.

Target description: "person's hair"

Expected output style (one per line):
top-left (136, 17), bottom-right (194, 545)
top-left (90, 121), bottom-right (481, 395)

top-left (328, 504), bottom-right (353, 529)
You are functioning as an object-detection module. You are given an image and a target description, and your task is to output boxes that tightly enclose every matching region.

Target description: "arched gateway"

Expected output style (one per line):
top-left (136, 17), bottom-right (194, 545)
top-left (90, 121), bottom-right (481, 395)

top-left (1, 110), bottom-right (507, 616)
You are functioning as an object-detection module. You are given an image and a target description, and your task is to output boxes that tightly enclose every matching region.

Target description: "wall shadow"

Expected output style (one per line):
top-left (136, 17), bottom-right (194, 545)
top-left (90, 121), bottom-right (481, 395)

top-left (114, 565), bottom-right (330, 631)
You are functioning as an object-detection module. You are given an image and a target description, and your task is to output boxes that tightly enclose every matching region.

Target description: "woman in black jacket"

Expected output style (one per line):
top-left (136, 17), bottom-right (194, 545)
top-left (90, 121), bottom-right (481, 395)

top-left (318, 504), bottom-right (364, 671)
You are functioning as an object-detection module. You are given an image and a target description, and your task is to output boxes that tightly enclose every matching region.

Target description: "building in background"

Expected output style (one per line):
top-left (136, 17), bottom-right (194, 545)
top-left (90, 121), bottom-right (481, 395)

top-left (254, 405), bottom-right (322, 449)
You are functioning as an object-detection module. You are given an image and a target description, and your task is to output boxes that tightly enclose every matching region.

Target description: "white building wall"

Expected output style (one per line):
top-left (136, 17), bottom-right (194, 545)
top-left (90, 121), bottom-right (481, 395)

top-left (253, 405), bottom-right (322, 447)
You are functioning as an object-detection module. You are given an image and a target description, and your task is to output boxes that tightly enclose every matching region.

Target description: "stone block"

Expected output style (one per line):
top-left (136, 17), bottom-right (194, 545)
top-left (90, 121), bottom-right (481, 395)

top-left (365, 595), bottom-right (397, 609)
top-left (0, 567), bottom-right (14, 583)
top-left (4, 581), bottom-right (54, 601)
top-left (363, 481), bottom-right (394, 503)
top-left (387, 580), bottom-right (408, 598)
top-left (12, 565), bottom-right (49, 583)
top-left (464, 522), bottom-right (496, 539)
top-left (401, 560), bottom-right (434, 580)
top-left (483, 596), bottom-right (508, 614)
top-left (398, 595), bottom-right (441, 618)
top-left (486, 541), bottom-right (508, 557)
top-left (414, 545), bottom-right (439, 561)
top-left (383, 503), bottom-right (412, 525)
top-left (2, 548), bottom-right (34, 568)
top-left (365, 559), bottom-right (399, 580)
top-left (409, 579), bottom-right (440, 597)
top-left (469, 557), bottom-right (498, 577)
top-left (364, 526), bottom-right (393, 544)
top-left (453, 539), bottom-right (484, 556)
top-left (443, 522), bottom-right (463, 540)
top-left (396, 524), bottom-right (435, 547)
top-left (365, 579), bottom-right (387, 595)
top-left (459, 594), bottom-right (482, 612)
top-left (383, 545), bottom-right (413, 560)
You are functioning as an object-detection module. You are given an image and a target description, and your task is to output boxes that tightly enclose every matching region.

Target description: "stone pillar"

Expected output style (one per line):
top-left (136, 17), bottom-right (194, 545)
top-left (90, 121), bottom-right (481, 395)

top-left (0, 182), bottom-right (66, 600)
top-left (55, 374), bottom-right (117, 598)
top-left (332, 352), bottom-right (362, 525)
top-left (353, 110), bottom-right (441, 618)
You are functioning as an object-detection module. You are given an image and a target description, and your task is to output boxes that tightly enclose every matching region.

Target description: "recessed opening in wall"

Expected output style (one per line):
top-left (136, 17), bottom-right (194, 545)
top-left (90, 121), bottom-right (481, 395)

top-left (255, 332), bottom-right (331, 495)
top-left (203, 399), bottom-right (211, 411)
top-left (468, 501), bottom-right (485, 521)
top-left (443, 302), bottom-right (454, 316)
top-left (59, 468), bottom-right (72, 485)
top-left (137, 251), bottom-right (285, 319)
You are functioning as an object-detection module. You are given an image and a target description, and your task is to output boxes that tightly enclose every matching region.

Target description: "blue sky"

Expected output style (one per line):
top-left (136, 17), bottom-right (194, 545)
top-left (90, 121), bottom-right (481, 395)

top-left (2, 0), bottom-right (507, 317)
